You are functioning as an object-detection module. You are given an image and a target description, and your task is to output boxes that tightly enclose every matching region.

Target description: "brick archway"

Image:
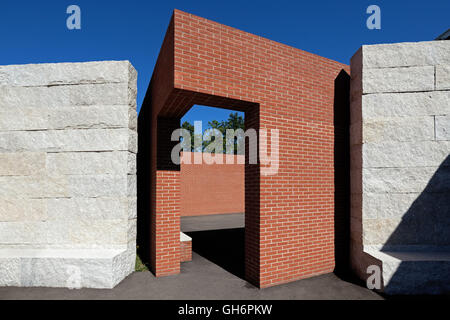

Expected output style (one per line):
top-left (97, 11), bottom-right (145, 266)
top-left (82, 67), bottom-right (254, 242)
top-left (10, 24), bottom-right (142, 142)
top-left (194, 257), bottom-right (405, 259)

top-left (138, 10), bottom-right (348, 288)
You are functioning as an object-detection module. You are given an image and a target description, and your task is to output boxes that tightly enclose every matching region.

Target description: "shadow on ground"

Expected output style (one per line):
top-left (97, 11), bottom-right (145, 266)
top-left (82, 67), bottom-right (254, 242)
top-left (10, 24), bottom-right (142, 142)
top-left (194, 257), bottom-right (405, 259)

top-left (185, 228), bottom-right (245, 280)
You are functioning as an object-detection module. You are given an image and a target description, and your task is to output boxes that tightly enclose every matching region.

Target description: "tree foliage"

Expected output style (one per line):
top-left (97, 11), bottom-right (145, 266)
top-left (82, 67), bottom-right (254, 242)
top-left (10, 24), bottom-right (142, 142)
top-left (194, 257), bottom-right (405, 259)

top-left (180, 112), bottom-right (244, 154)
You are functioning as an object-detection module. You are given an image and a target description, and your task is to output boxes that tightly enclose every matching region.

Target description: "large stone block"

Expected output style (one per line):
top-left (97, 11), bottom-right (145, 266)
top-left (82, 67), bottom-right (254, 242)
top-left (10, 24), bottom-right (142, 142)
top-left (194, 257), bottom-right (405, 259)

top-left (0, 83), bottom-right (130, 109)
top-left (67, 175), bottom-right (136, 198)
top-left (129, 107), bottom-right (137, 131)
top-left (0, 222), bottom-right (48, 245)
top-left (0, 152), bottom-right (46, 176)
top-left (362, 41), bottom-right (450, 68)
top-left (0, 219), bottom-right (128, 248)
top-left (362, 91), bottom-right (450, 119)
top-left (436, 115), bottom-right (450, 140)
top-left (0, 248), bottom-right (134, 288)
top-left (362, 192), bottom-right (450, 245)
top-left (44, 219), bottom-right (128, 246)
top-left (0, 61), bottom-right (135, 87)
top-left (112, 248), bottom-right (136, 286)
top-left (0, 199), bottom-right (47, 222)
top-left (128, 219), bottom-right (137, 243)
top-left (0, 174), bottom-right (136, 198)
top-left (0, 129), bottom-right (137, 153)
top-left (0, 257), bottom-right (20, 286)
top-left (436, 65), bottom-right (450, 90)
top-left (363, 167), bottom-right (450, 193)
top-left (46, 152), bottom-right (135, 175)
top-left (364, 249), bottom-right (450, 295)
top-left (127, 197), bottom-right (137, 220)
top-left (47, 197), bottom-right (135, 221)
top-left (0, 175), bottom-right (68, 198)
top-left (363, 218), bottom-right (404, 245)
top-left (0, 105), bottom-right (132, 131)
top-left (362, 116), bottom-right (435, 143)
top-left (363, 66), bottom-right (435, 94)
top-left (362, 141), bottom-right (450, 168)
top-left (363, 193), bottom-right (419, 219)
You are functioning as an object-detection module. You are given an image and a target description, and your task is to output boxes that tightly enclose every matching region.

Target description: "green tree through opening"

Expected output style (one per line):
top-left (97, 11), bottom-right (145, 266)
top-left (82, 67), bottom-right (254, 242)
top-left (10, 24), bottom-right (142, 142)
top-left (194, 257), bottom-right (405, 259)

top-left (181, 112), bottom-right (244, 154)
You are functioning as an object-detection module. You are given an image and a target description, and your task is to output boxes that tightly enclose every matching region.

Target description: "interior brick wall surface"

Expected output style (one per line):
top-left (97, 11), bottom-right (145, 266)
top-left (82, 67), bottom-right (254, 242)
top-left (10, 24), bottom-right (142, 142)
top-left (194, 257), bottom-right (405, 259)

top-left (180, 152), bottom-right (244, 216)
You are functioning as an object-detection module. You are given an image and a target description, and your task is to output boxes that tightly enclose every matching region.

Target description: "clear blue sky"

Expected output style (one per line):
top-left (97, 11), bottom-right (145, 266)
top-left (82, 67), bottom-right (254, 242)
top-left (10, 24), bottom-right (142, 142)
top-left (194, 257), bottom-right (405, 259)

top-left (1, 0), bottom-right (448, 126)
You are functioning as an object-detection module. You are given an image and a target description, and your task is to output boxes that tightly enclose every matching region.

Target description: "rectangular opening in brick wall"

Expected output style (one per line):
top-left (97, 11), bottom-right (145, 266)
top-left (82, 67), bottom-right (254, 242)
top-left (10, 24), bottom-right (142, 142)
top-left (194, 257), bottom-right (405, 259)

top-left (179, 104), bottom-right (247, 280)
top-left (179, 104), bottom-right (245, 217)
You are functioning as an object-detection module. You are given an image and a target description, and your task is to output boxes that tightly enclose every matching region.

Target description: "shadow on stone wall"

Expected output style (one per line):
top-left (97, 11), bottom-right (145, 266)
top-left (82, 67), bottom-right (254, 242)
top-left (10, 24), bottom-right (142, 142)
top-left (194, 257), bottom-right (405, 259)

top-left (333, 69), bottom-right (351, 277)
top-left (383, 155), bottom-right (450, 247)
top-left (382, 155), bottom-right (450, 294)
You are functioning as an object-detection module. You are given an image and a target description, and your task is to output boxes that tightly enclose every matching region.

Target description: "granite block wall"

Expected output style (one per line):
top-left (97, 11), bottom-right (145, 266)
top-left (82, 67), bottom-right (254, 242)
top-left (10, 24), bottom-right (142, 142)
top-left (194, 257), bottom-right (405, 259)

top-left (0, 61), bottom-right (137, 288)
top-left (350, 41), bottom-right (450, 293)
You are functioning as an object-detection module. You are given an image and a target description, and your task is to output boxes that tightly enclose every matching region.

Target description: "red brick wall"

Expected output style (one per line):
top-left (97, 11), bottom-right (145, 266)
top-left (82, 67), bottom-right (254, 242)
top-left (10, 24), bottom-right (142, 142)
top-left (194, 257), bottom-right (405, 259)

top-left (139, 9), bottom-right (349, 287)
top-left (181, 239), bottom-right (192, 262)
top-left (180, 152), bottom-right (244, 216)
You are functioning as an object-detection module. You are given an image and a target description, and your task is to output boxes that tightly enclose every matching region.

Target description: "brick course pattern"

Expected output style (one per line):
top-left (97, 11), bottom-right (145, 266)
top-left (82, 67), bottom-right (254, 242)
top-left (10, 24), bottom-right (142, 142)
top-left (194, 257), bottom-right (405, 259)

top-left (180, 238), bottom-right (192, 262)
top-left (138, 10), bottom-right (349, 287)
top-left (180, 152), bottom-right (244, 216)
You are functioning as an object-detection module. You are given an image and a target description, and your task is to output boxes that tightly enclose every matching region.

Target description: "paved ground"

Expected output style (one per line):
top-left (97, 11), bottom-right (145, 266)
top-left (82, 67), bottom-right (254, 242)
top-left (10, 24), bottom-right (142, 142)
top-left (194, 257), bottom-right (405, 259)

top-left (0, 251), bottom-right (382, 300)
top-left (181, 213), bottom-right (245, 232)
top-left (0, 213), bottom-right (382, 300)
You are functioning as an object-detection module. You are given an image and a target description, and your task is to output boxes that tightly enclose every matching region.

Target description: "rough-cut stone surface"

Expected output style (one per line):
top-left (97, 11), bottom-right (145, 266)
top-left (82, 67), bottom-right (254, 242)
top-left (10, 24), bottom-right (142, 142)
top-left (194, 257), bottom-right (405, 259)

top-left (363, 66), bottom-right (435, 94)
top-left (364, 249), bottom-right (450, 295)
top-left (47, 197), bottom-right (134, 220)
top-left (46, 152), bottom-right (135, 175)
top-left (0, 175), bottom-right (136, 198)
top-left (362, 41), bottom-right (450, 68)
top-left (362, 117), bottom-right (434, 143)
top-left (435, 65), bottom-right (450, 90)
top-left (436, 115), bottom-right (450, 140)
top-left (363, 167), bottom-right (450, 193)
top-left (0, 61), bottom-right (137, 289)
top-left (0, 105), bottom-right (134, 131)
top-left (0, 257), bottom-right (20, 286)
top-left (0, 129), bottom-right (137, 153)
top-left (362, 91), bottom-right (450, 118)
top-left (0, 199), bottom-right (47, 222)
top-left (0, 61), bottom-right (134, 87)
top-left (363, 141), bottom-right (450, 168)
top-left (350, 41), bottom-right (450, 295)
top-left (0, 84), bottom-right (131, 108)
top-left (0, 153), bottom-right (46, 176)
top-left (0, 248), bottom-right (134, 288)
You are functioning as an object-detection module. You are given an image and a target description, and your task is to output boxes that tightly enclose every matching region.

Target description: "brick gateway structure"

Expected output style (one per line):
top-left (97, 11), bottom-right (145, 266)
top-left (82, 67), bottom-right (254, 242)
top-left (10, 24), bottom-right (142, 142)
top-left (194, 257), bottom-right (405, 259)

top-left (138, 10), bottom-right (349, 288)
